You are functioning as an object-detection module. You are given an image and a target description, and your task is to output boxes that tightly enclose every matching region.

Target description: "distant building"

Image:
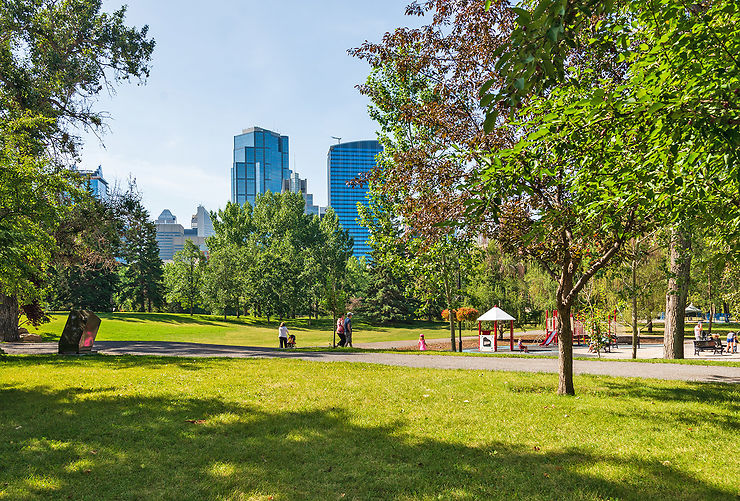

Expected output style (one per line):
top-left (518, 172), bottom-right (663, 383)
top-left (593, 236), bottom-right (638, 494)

top-left (282, 170), bottom-right (322, 216)
top-left (154, 205), bottom-right (214, 261)
top-left (73, 165), bottom-right (109, 200)
top-left (232, 126), bottom-right (290, 206)
top-left (327, 140), bottom-right (383, 258)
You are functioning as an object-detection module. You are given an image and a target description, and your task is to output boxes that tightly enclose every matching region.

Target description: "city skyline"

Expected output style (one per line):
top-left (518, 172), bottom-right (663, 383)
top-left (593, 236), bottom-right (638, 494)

top-left (76, 1), bottom-right (422, 222)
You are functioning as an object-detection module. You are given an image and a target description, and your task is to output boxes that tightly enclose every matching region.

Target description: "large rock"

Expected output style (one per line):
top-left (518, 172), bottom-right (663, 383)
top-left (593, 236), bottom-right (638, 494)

top-left (58, 310), bottom-right (101, 354)
top-left (20, 333), bottom-right (43, 343)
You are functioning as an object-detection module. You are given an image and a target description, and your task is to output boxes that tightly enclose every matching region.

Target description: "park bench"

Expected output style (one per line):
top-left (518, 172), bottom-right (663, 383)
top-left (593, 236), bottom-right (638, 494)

top-left (693, 339), bottom-right (724, 356)
top-left (613, 335), bottom-right (640, 349)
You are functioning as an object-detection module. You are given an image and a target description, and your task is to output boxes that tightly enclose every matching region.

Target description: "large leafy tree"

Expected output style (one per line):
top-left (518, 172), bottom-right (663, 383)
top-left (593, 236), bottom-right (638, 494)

top-left (0, 0), bottom-right (154, 339)
top-left (318, 209), bottom-right (353, 345)
top-left (164, 240), bottom-right (206, 316)
top-left (477, 0), bottom-right (740, 381)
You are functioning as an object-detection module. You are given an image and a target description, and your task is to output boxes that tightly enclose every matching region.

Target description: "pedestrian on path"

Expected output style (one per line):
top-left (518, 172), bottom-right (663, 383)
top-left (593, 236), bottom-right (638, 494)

top-left (336, 314), bottom-right (346, 347)
top-left (344, 312), bottom-right (353, 347)
top-left (279, 322), bottom-right (289, 348)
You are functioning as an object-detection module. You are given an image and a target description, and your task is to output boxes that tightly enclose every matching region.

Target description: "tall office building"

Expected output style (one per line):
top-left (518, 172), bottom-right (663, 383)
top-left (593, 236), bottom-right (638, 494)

top-left (72, 165), bottom-right (109, 200)
top-left (155, 205), bottom-right (214, 261)
top-left (282, 171), bottom-right (322, 216)
top-left (327, 140), bottom-right (383, 258)
top-left (232, 126), bottom-right (289, 206)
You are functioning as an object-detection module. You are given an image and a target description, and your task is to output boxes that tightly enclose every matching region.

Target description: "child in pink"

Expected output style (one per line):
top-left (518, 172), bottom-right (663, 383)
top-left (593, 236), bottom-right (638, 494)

top-left (418, 333), bottom-right (427, 351)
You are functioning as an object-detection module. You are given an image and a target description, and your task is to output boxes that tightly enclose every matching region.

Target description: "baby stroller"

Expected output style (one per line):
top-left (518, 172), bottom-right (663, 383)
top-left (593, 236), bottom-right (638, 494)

top-left (287, 334), bottom-right (296, 348)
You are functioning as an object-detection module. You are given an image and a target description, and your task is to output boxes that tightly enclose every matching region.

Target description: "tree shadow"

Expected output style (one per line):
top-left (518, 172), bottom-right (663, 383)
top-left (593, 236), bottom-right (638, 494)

top-left (102, 313), bottom-right (226, 327)
top-left (0, 380), bottom-right (735, 499)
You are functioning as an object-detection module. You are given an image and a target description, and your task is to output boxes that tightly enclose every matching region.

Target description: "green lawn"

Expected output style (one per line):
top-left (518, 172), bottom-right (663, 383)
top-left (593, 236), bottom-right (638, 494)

top-left (31, 312), bottom-right (456, 347)
top-left (0, 355), bottom-right (737, 500)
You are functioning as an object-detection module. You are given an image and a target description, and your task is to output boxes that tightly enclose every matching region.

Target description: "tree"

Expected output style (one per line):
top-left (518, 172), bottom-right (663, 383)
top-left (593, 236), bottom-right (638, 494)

top-left (164, 240), bottom-right (206, 316)
top-left (481, 0), bottom-right (740, 367)
top-left (118, 191), bottom-right (164, 312)
top-left (0, 0), bottom-right (154, 339)
top-left (202, 244), bottom-right (243, 321)
top-left (318, 209), bottom-right (353, 345)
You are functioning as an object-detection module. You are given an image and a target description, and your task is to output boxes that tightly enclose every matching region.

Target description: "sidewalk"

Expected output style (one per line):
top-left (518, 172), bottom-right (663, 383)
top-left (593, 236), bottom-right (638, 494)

top-left (2, 340), bottom-right (738, 384)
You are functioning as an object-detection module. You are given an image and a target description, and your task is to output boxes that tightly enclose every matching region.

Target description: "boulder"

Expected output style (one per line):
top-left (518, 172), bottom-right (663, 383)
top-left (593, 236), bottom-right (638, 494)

top-left (20, 333), bottom-right (43, 342)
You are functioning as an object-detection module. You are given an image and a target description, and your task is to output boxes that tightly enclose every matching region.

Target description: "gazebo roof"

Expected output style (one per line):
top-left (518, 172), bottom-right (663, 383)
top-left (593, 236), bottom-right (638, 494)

top-left (477, 306), bottom-right (515, 321)
top-left (685, 303), bottom-right (702, 313)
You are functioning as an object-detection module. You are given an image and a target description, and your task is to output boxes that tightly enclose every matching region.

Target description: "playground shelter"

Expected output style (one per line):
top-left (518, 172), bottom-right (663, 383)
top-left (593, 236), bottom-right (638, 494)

top-left (477, 307), bottom-right (515, 352)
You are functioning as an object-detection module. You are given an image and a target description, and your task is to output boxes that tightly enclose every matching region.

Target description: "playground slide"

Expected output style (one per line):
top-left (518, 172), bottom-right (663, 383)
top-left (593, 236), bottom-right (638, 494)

top-left (540, 331), bottom-right (557, 346)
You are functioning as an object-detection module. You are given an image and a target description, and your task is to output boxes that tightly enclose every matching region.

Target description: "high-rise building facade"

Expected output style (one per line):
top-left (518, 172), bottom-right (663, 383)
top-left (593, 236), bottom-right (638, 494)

top-left (232, 127), bottom-right (290, 206)
top-left (72, 165), bottom-right (109, 200)
top-left (155, 205), bottom-right (214, 261)
top-left (327, 140), bottom-right (382, 258)
top-left (282, 171), bottom-right (322, 216)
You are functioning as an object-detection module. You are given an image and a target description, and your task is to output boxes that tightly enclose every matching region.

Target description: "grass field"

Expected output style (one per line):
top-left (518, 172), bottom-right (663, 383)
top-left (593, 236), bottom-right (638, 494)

top-left (0, 355), bottom-right (737, 500)
top-left (31, 313), bottom-right (456, 347)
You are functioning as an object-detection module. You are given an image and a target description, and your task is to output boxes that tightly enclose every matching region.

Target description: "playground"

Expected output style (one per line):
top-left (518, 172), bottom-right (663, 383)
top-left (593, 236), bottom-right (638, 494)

top-left (464, 306), bottom-right (739, 360)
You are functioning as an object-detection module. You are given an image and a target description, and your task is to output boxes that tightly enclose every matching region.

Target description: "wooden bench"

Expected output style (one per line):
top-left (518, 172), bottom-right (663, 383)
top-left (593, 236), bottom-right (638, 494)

top-left (612, 335), bottom-right (640, 349)
top-left (693, 339), bottom-right (724, 356)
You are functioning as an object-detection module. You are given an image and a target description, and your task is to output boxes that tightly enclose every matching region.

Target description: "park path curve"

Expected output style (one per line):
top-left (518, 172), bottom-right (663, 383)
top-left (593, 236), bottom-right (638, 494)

top-left (2, 340), bottom-right (739, 384)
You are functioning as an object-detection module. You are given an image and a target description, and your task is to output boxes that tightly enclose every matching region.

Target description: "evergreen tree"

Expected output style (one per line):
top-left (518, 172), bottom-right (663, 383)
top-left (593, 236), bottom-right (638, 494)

top-left (118, 192), bottom-right (164, 312)
top-left (358, 264), bottom-right (417, 325)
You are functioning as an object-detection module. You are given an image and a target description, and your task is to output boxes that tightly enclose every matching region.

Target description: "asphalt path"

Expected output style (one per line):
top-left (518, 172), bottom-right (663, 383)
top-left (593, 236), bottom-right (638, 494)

top-left (2, 341), bottom-right (739, 384)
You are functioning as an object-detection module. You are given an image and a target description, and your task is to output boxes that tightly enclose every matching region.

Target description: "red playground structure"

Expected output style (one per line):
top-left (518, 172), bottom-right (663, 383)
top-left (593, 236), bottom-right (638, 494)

top-left (542, 309), bottom-right (620, 346)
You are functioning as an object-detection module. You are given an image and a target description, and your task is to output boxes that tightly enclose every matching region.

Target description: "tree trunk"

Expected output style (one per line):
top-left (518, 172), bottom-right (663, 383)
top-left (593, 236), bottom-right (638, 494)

top-left (707, 272), bottom-right (713, 336)
top-left (556, 301), bottom-right (574, 396)
top-left (0, 294), bottom-right (19, 342)
top-left (664, 226), bottom-right (691, 359)
top-left (449, 309), bottom-right (456, 352)
top-left (333, 314), bottom-right (337, 348)
top-left (557, 264), bottom-right (575, 396)
top-left (458, 320), bottom-right (462, 352)
top-left (631, 258), bottom-right (639, 359)
top-left (646, 315), bottom-right (653, 334)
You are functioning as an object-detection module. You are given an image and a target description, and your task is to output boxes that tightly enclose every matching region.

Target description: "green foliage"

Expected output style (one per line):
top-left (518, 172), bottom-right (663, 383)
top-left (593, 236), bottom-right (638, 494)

top-left (201, 244), bottom-right (244, 319)
top-left (205, 193), bottom-right (342, 322)
top-left (317, 209), bottom-right (353, 324)
top-left (356, 264), bottom-right (417, 325)
top-left (117, 191), bottom-right (164, 312)
top-left (48, 264), bottom-right (118, 311)
top-left (0, 0), bottom-right (153, 338)
top-left (164, 240), bottom-right (206, 315)
top-left (0, 0), bottom-right (154, 155)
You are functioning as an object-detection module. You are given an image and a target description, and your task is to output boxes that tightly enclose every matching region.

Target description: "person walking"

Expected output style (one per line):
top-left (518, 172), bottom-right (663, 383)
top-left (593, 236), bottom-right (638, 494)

top-left (278, 322), bottom-right (289, 348)
top-left (336, 314), bottom-right (346, 347)
top-left (344, 312), bottom-right (353, 348)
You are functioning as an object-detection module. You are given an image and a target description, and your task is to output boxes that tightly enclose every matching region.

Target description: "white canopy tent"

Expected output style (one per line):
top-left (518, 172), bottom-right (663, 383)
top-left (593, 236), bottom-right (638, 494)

top-left (477, 306), bottom-right (516, 352)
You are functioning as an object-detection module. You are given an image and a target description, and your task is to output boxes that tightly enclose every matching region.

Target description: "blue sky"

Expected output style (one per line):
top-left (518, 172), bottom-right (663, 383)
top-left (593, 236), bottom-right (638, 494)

top-left (79, 1), bottom-right (420, 224)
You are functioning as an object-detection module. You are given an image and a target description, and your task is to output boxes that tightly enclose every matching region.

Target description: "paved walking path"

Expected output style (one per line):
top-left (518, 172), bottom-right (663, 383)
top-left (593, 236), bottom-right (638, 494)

top-left (3, 341), bottom-right (739, 384)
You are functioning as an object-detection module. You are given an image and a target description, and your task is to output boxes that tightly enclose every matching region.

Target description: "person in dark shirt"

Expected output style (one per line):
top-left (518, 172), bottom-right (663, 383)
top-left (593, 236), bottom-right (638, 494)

top-left (344, 312), bottom-right (353, 347)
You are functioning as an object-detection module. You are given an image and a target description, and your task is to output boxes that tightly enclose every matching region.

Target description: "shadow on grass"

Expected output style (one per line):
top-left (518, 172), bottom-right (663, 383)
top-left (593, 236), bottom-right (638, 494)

top-left (0, 361), bottom-right (736, 500)
top-left (600, 379), bottom-right (740, 410)
top-left (100, 312), bottom-right (227, 327)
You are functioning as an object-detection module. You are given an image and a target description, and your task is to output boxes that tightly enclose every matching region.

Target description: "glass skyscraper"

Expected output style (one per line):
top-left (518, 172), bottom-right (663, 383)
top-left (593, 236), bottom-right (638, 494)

top-left (232, 127), bottom-right (290, 206)
top-left (327, 140), bottom-right (382, 258)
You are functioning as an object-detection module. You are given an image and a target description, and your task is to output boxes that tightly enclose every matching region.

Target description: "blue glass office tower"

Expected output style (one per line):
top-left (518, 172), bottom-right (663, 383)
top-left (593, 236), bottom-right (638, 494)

top-left (327, 140), bottom-right (383, 258)
top-left (232, 127), bottom-right (290, 206)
